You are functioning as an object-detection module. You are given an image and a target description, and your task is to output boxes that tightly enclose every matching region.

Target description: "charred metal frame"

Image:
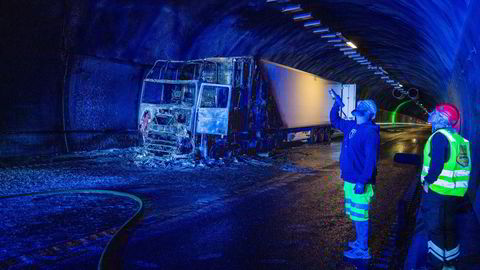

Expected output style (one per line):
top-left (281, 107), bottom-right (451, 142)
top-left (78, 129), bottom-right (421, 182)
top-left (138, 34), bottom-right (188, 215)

top-left (138, 57), bottom-right (336, 158)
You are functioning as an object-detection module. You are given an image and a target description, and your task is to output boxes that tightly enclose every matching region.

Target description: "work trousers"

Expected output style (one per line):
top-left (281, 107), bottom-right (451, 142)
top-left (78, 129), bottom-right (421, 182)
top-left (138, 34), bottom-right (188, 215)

top-left (344, 182), bottom-right (374, 222)
top-left (421, 189), bottom-right (462, 269)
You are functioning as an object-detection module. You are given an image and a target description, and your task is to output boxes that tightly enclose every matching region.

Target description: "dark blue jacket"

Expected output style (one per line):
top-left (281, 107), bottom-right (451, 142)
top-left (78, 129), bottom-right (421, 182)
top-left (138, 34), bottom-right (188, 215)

top-left (423, 130), bottom-right (450, 184)
top-left (330, 104), bottom-right (380, 184)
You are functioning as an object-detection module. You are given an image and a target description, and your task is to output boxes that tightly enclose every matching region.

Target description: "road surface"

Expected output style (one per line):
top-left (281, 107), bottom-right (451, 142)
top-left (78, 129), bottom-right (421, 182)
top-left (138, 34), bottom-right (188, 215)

top-left (0, 126), bottom-right (432, 269)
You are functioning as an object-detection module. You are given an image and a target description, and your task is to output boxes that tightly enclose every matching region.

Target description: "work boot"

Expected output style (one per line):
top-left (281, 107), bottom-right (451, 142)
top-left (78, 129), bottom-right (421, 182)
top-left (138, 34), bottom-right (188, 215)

top-left (348, 240), bottom-right (360, 249)
top-left (343, 247), bottom-right (371, 259)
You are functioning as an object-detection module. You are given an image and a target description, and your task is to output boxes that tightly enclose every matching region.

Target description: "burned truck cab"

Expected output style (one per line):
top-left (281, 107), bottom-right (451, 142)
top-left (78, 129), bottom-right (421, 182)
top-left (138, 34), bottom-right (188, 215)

top-left (139, 79), bottom-right (198, 153)
top-left (139, 56), bottom-right (347, 158)
top-left (138, 57), bottom-right (254, 157)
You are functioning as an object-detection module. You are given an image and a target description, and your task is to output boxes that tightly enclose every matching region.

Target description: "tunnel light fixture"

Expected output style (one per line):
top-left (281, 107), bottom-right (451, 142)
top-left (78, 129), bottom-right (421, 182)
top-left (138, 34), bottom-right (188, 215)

top-left (353, 56), bottom-right (365, 60)
top-left (312, 27), bottom-right (329, 33)
top-left (293, 12), bottom-right (312, 21)
top-left (304, 20), bottom-right (321, 27)
top-left (357, 59), bottom-right (368, 63)
top-left (360, 62), bottom-right (371, 65)
top-left (334, 43), bottom-right (347, 47)
top-left (346, 41), bottom-right (357, 49)
top-left (344, 51), bottom-right (357, 55)
top-left (399, 84), bottom-right (403, 87)
top-left (381, 76), bottom-right (389, 79)
top-left (339, 47), bottom-right (354, 51)
top-left (282, 4), bottom-right (302, 13)
top-left (321, 33), bottom-right (337, 38)
top-left (386, 80), bottom-right (394, 83)
top-left (347, 53), bottom-right (361, 58)
top-left (328, 38), bottom-right (343, 43)
top-left (374, 67), bottom-right (385, 73)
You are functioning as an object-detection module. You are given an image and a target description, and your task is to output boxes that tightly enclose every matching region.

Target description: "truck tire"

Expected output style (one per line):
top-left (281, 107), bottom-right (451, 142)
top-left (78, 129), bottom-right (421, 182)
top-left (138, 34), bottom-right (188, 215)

top-left (309, 128), bottom-right (317, 144)
top-left (324, 127), bottom-right (332, 144)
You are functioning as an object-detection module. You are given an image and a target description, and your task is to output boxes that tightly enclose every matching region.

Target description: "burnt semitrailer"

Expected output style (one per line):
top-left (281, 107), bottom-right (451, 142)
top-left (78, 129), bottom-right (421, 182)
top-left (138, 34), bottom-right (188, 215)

top-left (138, 57), bottom-right (355, 158)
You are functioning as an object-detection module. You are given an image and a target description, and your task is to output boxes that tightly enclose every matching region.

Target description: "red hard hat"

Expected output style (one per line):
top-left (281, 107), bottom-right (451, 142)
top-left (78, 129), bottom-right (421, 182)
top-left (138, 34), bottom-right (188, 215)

top-left (435, 103), bottom-right (460, 130)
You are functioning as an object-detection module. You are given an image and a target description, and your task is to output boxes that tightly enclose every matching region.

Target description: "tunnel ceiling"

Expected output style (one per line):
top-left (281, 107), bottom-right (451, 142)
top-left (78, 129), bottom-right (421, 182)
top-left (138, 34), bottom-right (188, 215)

top-left (12, 0), bottom-right (474, 118)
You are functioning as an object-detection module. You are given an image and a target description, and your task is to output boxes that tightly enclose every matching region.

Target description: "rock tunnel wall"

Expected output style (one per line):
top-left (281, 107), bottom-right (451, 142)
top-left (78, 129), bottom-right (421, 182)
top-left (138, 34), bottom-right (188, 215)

top-left (1, 1), bottom-right (66, 156)
top-left (0, 0), bottom-right (478, 206)
top-left (64, 54), bottom-right (143, 152)
top-left (446, 0), bottom-right (480, 212)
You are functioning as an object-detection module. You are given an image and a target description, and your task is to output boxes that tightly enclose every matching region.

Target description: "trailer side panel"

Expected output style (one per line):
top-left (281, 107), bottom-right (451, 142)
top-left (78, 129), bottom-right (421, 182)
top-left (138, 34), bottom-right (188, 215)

top-left (260, 60), bottom-right (341, 129)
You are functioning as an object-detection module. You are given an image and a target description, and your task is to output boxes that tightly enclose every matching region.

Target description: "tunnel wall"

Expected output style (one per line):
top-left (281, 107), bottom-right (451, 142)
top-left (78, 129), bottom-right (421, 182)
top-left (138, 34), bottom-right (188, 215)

top-left (0, 1), bottom-right (146, 157)
top-left (0, 1), bottom-right (67, 156)
top-left (447, 0), bottom-right (480, 215)
top-left (64, 55), bottom-right (144, 152)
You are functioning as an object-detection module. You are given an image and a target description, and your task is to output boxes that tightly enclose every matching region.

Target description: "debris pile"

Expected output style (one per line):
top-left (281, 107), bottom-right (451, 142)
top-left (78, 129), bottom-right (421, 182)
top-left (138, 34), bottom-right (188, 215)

top-left (124, 147), bottom-right (278, 169)
top-left (123, 147), bottom-right (196, 169)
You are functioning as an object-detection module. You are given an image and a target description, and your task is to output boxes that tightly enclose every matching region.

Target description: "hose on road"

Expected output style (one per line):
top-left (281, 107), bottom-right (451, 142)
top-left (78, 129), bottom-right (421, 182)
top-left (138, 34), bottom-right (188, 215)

top-left (0, 189), bottom-right (144, 270)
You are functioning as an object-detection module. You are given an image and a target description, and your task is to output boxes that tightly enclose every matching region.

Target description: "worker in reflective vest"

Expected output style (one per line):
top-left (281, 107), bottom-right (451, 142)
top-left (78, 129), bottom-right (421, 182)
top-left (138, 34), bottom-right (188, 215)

top-left (329, 90), bottom-right (380, 260)
top-left (421, 103), bottom-right (471, 270)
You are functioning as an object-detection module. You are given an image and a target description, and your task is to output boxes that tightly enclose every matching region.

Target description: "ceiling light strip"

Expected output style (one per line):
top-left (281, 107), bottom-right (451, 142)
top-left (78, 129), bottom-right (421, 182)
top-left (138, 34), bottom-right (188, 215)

top-left (304, 20), bottom-right (321, 27)
top-left (270, 0), bottom-right (413, 100)
top-left (293, 12), bottom-right (312, 20)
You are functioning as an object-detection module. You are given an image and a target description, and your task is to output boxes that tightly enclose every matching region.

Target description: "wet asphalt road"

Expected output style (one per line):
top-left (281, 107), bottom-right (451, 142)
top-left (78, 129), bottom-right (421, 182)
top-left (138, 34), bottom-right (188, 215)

top-left (119, 126), bottom-right (431, 269)
top-left (0, 126), bottom-right (432, 269)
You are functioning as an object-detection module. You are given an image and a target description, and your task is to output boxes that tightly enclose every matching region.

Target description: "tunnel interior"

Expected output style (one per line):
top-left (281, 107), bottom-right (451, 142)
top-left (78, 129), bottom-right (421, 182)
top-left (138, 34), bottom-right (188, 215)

top-left (1, 0), bottom-right (479, 210)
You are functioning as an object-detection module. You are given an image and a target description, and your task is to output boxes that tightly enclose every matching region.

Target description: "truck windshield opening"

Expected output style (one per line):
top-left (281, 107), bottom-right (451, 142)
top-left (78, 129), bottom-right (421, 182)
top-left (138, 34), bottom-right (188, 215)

top-left (143, 82), bottom-right (196, 106)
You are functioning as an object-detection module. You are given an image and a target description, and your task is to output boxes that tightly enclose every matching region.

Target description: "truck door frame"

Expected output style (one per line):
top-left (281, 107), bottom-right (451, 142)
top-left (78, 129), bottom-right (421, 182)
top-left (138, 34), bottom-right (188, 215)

top-left (195, 83), bottom-right (232, 135)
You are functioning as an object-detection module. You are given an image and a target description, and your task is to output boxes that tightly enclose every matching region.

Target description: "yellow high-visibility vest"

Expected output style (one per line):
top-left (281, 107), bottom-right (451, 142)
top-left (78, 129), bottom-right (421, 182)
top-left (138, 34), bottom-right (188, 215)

top-left (421, 129), bottom-right (471, 197)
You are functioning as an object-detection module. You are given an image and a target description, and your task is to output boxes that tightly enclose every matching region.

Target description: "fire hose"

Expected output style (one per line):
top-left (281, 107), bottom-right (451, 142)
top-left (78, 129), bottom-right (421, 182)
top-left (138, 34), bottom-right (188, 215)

top-left (0, 189), bottom-right (144, 270)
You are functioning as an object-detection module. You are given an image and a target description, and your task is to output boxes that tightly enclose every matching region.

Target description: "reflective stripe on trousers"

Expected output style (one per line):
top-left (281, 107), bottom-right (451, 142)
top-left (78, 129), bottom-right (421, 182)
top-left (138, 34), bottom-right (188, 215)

top-left (345, 199), bottom-right (370, 210)
top-left (428, 241), bottom-right (460, 262)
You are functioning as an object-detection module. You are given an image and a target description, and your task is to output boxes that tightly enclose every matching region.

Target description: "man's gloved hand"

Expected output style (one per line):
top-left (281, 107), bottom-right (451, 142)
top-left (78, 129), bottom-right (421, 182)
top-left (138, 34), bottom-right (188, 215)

top-left (328, 89), bottom-right (345, 108)
top-left (354, 183), bottom-right (365, 194)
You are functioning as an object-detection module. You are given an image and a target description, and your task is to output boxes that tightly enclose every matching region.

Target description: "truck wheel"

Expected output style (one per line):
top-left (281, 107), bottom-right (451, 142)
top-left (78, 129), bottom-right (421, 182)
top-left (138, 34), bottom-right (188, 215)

top-left (309, 128), bottom-right (317, 144)
top-left (324, 128), bottom-right (332, 144)
top-left (317, 128), bottom-right (325, 143)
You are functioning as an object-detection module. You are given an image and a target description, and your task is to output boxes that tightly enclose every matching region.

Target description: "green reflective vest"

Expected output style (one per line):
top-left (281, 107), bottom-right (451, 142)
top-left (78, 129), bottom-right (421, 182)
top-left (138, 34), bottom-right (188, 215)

top-left (421, 129), bottom-right (471, 197)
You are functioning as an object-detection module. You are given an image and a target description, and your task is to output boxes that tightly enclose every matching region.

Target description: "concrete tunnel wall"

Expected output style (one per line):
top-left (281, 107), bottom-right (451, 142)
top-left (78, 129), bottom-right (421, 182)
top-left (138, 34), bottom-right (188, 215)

top-left (0, 0), bottom-right (478, 212)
